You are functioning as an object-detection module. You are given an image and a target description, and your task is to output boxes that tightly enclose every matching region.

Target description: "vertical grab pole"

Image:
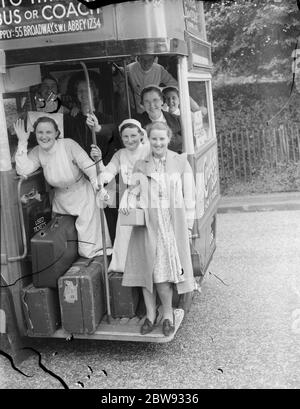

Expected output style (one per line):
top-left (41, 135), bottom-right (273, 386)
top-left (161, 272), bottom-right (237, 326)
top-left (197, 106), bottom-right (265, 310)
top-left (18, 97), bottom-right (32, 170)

top-left (0, 74), bottom-right (12, 172)
top-left (177, 56), bottom-right (194, 155)
top-left (123, 59), bottom-right (132, 118)
top-left (80, 62), bottom-right (112, 324)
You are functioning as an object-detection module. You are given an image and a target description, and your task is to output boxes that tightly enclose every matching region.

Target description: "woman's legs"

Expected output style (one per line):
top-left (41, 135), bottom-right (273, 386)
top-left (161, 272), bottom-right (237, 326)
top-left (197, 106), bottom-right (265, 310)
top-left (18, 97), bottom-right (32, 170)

top-left (156, 282), bottom-right (173, 322)
top-left (142, 287), bottom-right (157, 323)
top-left (141, 283), bottom-right (174, 336)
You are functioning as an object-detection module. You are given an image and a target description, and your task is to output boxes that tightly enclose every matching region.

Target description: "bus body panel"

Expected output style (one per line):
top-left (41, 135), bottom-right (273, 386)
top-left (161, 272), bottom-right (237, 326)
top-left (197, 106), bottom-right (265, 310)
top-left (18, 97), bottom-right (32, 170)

top-left (0, 0), bottom-right (205, 52)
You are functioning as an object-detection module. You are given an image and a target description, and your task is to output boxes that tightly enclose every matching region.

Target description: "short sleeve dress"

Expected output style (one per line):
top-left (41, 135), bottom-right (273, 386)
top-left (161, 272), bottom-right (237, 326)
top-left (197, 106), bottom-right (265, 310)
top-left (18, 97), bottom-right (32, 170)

top-left (151, 157), bottom-right (185, 284)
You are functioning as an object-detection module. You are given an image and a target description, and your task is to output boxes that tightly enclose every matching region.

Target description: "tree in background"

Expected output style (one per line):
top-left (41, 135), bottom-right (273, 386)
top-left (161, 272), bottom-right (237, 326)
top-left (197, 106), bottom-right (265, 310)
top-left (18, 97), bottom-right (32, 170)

top-left (204, 0), bottom-right (300, 82)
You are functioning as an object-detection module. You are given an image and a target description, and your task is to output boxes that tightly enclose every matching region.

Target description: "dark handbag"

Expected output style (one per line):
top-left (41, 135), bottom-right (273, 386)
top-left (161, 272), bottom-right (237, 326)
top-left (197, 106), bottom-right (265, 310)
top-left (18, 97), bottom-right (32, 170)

top-left (190, 241), bottom-right (204, 277)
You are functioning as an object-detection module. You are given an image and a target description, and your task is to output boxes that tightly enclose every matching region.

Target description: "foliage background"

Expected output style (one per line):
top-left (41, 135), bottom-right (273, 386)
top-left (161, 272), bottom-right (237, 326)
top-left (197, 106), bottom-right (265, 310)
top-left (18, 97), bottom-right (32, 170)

top-left (204, 0), bottom-right (300, 194)
top-left (204, 0), bottom-right (300, 83)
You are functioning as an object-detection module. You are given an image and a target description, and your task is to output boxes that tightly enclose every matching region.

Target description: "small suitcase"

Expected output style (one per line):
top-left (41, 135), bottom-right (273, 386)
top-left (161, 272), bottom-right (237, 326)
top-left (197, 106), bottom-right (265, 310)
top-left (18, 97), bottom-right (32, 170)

top-left (58, 257), bottom-right (105, 334)
top-left (108, 272), bottom-right (139, 318)
top-left (21, 284), bottom-right (61, 336)
top-left (31, 215), bottom-right (78, 288)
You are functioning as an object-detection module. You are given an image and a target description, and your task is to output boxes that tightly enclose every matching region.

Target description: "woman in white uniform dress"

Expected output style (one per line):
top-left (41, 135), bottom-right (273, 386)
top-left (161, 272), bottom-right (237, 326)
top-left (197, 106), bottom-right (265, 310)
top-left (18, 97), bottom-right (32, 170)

top-left (91, 118), bottom-right (150, 272)
top-left (14, 116), bottom-right (111, 259)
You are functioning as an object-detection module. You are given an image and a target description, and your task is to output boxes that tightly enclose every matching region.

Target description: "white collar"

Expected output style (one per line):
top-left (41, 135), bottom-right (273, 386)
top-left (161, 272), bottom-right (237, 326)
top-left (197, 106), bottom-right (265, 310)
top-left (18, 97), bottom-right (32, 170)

top-left (125, 143), bottom-right (143, 156)
top-left (171, 108), bottom-right (180, 116)
top-left (40, 139), bottom-right (59, 154)
top-left (152, 152), bottom-right (167, 163)
top-left (150, 112), bottom-right (166, 122)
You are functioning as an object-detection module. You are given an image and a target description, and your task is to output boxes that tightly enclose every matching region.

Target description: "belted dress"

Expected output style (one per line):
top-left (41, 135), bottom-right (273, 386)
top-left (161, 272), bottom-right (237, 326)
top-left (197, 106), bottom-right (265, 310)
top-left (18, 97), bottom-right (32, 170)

top-left (122, 150), bottom-right (196, 294)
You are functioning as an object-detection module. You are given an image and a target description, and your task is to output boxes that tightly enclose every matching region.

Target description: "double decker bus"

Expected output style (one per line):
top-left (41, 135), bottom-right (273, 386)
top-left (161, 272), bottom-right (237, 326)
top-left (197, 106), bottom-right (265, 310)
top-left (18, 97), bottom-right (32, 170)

top-left (0, 0), bottom-right (220, 360)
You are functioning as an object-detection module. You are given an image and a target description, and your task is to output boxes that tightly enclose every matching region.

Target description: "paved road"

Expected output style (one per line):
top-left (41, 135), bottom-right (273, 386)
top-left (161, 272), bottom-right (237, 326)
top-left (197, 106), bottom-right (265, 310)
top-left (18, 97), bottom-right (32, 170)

top-left (1, 210), bottom-right (300, 389)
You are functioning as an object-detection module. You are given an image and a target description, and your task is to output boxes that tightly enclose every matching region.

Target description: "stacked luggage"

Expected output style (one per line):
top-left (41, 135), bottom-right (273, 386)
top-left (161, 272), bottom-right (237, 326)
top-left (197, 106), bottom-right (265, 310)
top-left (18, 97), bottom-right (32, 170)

top-left (22, 215), bottom-right (78, 336)
top-left (22, 215), bottom-right (141, 336)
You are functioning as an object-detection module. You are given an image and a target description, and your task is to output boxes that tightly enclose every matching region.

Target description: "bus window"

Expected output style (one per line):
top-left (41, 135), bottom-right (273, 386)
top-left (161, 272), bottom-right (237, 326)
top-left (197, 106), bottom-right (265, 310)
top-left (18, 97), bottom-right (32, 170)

top-left (188, 81), bottom-right (213, 151)
top-left (2, 60), bottom-right (123, 168)
top-left (48, 62), bottom-right (114, 119)
top-left (112, 55), bottom-right (179, 119)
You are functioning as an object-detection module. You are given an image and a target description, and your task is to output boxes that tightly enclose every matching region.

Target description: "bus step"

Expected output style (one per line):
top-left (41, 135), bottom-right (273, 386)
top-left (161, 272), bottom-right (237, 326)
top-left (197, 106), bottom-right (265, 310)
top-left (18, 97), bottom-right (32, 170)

top-left (49, 308), bottom-right (184, 343)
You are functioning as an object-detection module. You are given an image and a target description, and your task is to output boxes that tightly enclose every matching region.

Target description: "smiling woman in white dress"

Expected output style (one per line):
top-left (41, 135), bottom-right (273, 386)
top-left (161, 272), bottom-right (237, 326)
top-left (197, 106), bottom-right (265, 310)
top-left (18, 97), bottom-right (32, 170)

top-left (90, 118), bottom-right (150, 272)
top-left (14, 116), bottom-right (111, 259)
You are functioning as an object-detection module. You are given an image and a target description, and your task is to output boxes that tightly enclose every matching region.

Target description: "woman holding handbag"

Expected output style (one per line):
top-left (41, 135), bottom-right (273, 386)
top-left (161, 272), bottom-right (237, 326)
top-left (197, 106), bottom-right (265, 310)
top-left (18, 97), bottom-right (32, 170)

top-left (120, 121), bottom-right (196, 336)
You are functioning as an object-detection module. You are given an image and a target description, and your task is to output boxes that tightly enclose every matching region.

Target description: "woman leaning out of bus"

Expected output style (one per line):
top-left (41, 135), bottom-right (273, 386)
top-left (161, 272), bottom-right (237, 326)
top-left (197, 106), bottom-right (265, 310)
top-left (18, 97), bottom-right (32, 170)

top-left (120, 121), bottom-right (195, 336)
top-left (90, 118), bottom-right (150, 272)
top-left (14, 116), bottom-right (112, 259)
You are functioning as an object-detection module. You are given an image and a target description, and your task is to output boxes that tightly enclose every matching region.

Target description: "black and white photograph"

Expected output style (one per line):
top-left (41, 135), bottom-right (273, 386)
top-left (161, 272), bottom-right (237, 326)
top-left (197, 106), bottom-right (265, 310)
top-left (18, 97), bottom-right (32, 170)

top-left (0, 0), bottom-right (300, 393)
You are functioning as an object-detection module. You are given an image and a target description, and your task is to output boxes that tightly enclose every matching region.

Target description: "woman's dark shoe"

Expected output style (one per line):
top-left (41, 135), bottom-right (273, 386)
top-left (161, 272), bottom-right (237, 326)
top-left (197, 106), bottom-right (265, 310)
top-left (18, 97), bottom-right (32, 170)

top-left (140, 310), bottom-right (159, 335)
top-left (140, 318), bottom-right (155, 335)
top-left (162, 314), bottom-right (175, 337)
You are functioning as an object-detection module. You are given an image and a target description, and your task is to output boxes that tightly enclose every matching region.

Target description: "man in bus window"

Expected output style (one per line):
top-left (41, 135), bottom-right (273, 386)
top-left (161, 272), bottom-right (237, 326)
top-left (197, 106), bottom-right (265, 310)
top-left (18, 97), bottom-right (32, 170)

top-left (127, 55), bottom-right (178, 114)
top-left (34, 75), bottom-right (69, 114)
top-left (116, 54), bottom-right (200, 115)
top-left (10, 75), bottom-right (69, 160)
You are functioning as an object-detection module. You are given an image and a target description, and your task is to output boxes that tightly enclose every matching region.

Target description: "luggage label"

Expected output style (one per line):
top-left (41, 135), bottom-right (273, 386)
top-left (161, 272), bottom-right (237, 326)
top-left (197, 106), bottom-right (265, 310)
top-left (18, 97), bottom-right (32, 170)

top-left (62, 272), bottom-right (80, 304)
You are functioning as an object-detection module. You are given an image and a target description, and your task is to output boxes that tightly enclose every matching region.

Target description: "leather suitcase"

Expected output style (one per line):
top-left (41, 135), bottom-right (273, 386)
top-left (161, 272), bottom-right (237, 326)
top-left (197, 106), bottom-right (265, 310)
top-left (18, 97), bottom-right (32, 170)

top-left (58, 257), bottom-right (105, 334)
top-left (108, 272), bottom-right (139, 318)
top-left (31, 215), bottom-right (78, 288)
top-left (21, 284), bottom-right (61, 336)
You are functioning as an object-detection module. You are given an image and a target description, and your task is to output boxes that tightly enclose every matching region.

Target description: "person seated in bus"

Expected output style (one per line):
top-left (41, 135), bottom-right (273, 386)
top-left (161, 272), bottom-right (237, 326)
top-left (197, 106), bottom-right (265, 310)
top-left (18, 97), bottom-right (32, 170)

top-left (120, 122), bottom-right (195, 336)
top-left (13, 116), bottom-right (112, 259)
top-left (64, 73), bottom-right (122, 165)
top-left (34, 75), bottom-right (69, 114)
top-left (90, 118), bottom-right (150, 273)
top-left (162, 86), bottom-right (180, 116)
top-left (64, 73), bottom-right (123, 243)
top-left (134, 85), bottom-right (182, 154)
top-left (11, 75), bottom-right (70, 157)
